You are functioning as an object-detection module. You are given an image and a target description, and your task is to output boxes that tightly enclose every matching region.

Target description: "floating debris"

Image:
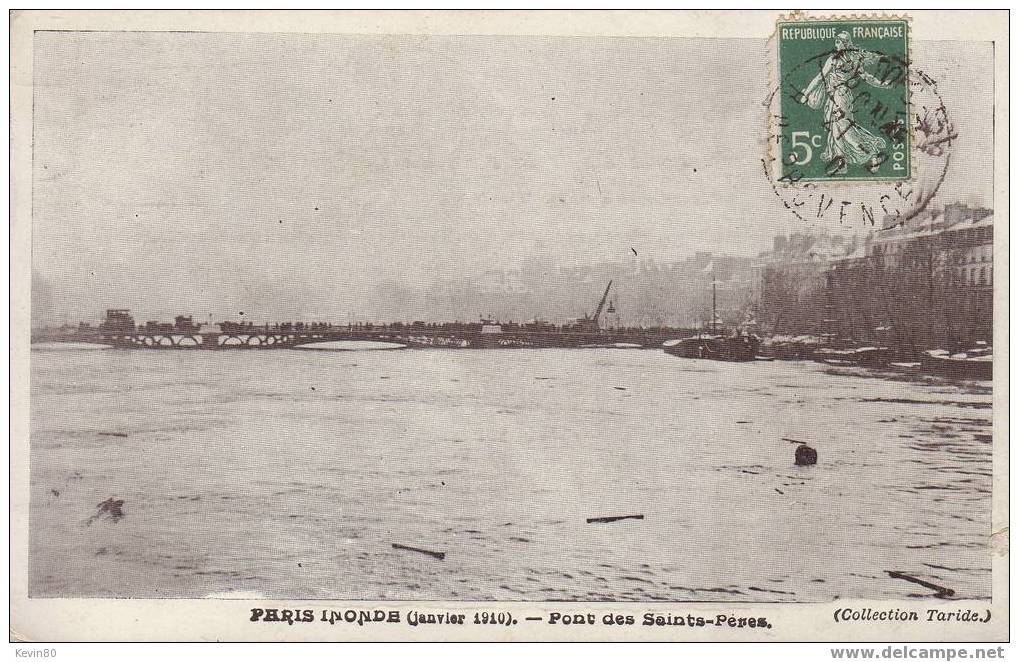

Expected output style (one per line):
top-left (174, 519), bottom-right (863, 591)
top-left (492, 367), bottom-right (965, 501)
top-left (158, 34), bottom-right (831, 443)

top-left (795, 445), bottom-right (818, 466)
top-left (860, 397), bottom-right (991, 410)
top-left (392, 543), bottom-right (445, 560)
top-left (886, 570), bottom-right (954, 597)
top-left (87, 498), bottom-right (126, 525)
top-left (748, 585), bottom-right (796, 596)
top-left (586, 514), bottom-right (644, 524)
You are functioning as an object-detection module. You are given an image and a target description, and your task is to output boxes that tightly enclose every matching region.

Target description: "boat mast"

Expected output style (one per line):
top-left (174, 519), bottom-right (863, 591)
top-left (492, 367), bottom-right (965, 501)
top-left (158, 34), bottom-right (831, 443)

top-left (712, 278), bottom-right (717, 333)
top-left (822, 267), bottom-right (838, 346)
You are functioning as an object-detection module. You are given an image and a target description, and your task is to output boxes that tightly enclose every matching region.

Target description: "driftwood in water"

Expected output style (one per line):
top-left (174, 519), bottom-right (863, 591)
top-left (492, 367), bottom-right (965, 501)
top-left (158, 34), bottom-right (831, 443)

top-left (392, 543), bottom-right (446, 560)
top-left (586, 514), bottom-right (645, 524)
top-left (885, 570), bottom-right (955, 597)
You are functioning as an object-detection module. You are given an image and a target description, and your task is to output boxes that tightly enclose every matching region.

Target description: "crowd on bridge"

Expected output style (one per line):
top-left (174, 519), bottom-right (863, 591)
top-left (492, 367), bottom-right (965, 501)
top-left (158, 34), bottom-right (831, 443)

top-left (87, 308), bottom-right (695, 339)
top-left (218, 320), bottom-right (337, 334)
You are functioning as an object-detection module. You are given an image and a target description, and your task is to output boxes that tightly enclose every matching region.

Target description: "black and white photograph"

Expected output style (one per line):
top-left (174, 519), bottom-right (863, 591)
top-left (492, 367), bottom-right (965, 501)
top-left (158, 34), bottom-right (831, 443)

top-left (10, 9), bottom-right (1008, 645)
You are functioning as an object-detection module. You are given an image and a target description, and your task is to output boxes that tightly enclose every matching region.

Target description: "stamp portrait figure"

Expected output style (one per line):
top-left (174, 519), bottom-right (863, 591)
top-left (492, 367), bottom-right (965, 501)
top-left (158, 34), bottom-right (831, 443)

top-left (798, 31), bottom-right (893, 174)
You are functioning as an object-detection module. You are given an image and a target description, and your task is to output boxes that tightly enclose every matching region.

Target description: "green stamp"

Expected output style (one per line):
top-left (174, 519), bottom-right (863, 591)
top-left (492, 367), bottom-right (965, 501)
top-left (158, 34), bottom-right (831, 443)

top-left (776, 18), bottom-right (910, 183)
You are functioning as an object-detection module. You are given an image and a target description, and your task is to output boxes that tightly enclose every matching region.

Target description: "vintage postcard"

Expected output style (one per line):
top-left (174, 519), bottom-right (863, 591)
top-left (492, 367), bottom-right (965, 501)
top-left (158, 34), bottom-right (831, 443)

top-left (9, 9), bottom-right (1008, 645)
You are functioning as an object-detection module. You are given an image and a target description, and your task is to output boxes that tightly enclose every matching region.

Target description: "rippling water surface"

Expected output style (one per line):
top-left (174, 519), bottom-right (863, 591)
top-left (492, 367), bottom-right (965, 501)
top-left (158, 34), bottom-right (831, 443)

top-left (29, 347), bottom-right (992, 601)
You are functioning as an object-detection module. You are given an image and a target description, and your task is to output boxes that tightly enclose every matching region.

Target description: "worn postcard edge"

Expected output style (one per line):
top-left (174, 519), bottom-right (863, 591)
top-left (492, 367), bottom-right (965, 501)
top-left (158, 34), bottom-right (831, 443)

top-left (8, 9), bottom-right (1010, 643)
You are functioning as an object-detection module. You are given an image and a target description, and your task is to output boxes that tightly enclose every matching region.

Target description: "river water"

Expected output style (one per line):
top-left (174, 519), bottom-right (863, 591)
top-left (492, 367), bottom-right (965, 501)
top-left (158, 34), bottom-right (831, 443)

top-left (28, 347), bottom-right (993, 601)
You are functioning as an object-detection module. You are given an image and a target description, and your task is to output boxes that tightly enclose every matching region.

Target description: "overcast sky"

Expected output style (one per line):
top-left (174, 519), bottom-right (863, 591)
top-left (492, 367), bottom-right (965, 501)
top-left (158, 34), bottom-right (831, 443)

top-left (32, 32), bottom-right (993, 323)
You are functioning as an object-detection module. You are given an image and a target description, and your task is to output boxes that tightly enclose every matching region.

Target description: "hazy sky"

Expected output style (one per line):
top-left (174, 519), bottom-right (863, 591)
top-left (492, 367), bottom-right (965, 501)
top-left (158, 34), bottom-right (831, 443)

top-left (32, 32), bottom-right (993, 323)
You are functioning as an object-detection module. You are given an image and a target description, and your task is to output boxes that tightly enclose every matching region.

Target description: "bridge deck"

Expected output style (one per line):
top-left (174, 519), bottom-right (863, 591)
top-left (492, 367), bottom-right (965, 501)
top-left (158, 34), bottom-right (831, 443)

top-left (36, 328), bottom-right (693, 350)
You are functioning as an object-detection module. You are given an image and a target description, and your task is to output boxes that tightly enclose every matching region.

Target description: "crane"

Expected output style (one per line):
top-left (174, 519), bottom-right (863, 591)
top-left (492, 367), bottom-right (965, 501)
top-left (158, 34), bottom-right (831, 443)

top-left (568, 279), bottom-right (613, 333)
top-left (591, 279), bottom-right (614, 329)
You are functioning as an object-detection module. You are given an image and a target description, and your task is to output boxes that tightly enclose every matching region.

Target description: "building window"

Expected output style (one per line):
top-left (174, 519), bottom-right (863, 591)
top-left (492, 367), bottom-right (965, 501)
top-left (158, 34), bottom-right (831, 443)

top-left (980, 267), bottom-right (987, 285)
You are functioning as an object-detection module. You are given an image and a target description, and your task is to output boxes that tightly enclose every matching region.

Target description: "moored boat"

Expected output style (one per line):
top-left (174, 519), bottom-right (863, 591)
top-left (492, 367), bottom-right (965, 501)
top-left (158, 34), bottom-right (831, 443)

top-left (921, 348), bottom-right (993, 380)
top-left (813, 345), bottom-right (891, 367)
top-left (662, 264), bottom-right (760, 362)
top-left (761, 334), bottom-right (823, 360)
top-left (663, 333), bottom-right (760, 362)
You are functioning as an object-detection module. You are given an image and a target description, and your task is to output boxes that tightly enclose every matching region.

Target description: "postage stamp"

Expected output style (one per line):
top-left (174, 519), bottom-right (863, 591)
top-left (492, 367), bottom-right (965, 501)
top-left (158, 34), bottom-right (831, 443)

top-left (775, 17), bottom-right (910, 183)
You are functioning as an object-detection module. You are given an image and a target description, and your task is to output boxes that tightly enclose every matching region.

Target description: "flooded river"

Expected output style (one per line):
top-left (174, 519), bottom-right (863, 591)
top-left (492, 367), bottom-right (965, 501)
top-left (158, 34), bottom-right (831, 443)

top-left (28, 347), bottom-right (993, 601)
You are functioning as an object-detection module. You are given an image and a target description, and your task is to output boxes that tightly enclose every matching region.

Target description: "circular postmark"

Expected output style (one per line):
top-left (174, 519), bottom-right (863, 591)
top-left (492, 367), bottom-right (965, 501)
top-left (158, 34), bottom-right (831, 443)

top-left (764, 44), bottom-right (956, 229)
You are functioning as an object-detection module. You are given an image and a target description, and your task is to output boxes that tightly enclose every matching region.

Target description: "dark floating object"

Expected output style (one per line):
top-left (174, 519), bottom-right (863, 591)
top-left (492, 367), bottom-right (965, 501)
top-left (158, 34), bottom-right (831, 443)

top-left (98, 432), bottom-right (128, 438)
top-left (794, 445), bottom-right (818, 466)
top-left (586, 514), bottom-right (645, 524)
top-left (613, 386), bottom-right (627, 391)
top-left (886, 570), bottom-right (955, 598)
top-left (88, 497), bottom-right (126, 525)
top-left (392, 543), bottom-right (446, 560)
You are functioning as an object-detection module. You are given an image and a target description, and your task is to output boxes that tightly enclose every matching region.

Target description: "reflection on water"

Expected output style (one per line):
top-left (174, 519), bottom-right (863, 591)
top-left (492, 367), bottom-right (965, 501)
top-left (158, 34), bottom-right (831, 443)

top-left (28, 348), bottom-right (992, 601)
